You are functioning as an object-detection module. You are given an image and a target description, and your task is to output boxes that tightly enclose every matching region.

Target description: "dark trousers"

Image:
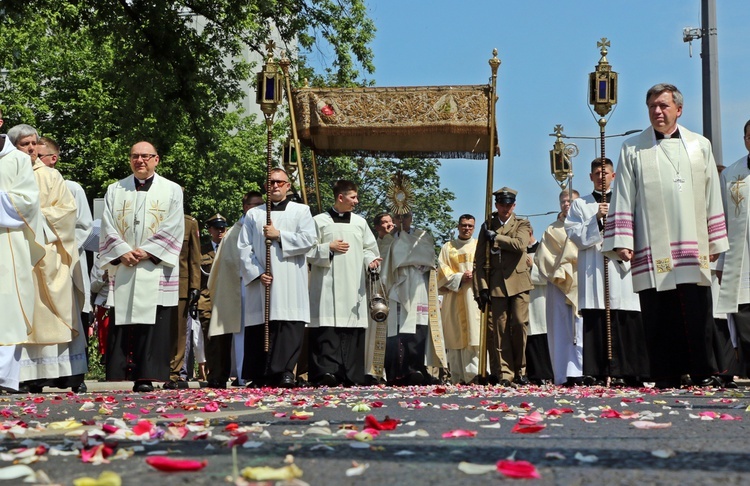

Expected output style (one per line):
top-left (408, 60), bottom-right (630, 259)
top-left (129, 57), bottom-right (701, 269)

top-left (581, 308), bottom-right (649, 379)
top-left (385, 325), bottom-right (429, 382)
top-left (728, 304), bottom-right (750, 377)
top-left (168, 298), bottom-right (189, 381)
top-left (106, 306), bottom-right (172, 382)
top-left (714, 317), bottom-right (741, 378)
top-left (309, 327), bottom-right (365, 385)
top-left (525, 334), bottom-right (554, 381)
top-left (200, 317), bottom-right (233, 385)
top-left (242, 321), bottom-right (305, 383)
top-left (639, 284), bottom-right (718, 380)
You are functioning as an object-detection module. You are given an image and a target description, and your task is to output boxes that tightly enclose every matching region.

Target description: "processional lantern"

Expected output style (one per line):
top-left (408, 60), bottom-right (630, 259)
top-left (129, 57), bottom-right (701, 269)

top-left (255, 40), bottom-right (284, 353)
top-left (588, 37), bottom-right (618, 119)
top-left (256, 42), bottom-right (284, 121)
top-left (549, 124), bottom-right (578, 189)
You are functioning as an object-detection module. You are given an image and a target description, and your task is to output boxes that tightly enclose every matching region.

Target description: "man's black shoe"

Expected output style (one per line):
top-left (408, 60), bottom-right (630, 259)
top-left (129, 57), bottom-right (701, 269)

top-left (162, 380), bottom-right (185, 390)
top-left (133, 381), bottom-right (154, 393)
top-left (315, 373), bottom-right (339, 387)
top-left (693, 376), bottom-right (722, 388)
top-left (406, 371), bottom-right (424, 386)
top-left (277, 372), bottom-right (296, 389)
top-left (513, 375), bottom-right (530, 386)
top-left (610, 378), bottom-right (627, 388)
top-left (206, 379), bottom-right (227, 389)
top-left (564, 377), bottom-right (584, 387)
top-left (499, 379), bottom-right (512, 387)
top-left (72, 382), bottom-right (87, 394)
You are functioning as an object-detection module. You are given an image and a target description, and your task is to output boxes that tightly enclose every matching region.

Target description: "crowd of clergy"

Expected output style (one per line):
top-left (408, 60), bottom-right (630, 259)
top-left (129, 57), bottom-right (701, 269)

top-left (3, 81), bottom-right (750, 393)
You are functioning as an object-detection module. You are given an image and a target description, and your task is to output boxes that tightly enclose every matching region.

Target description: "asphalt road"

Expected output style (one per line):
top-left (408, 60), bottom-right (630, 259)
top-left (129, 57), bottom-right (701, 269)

top-left (2, 381), bottom-right (750, 485)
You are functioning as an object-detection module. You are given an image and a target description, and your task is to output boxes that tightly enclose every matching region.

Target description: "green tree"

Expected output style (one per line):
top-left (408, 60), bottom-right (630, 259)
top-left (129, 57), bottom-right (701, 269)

top-left (304, 155), bottom-right (456, 248)
top-left (0, 0), bottom-right (376, 223)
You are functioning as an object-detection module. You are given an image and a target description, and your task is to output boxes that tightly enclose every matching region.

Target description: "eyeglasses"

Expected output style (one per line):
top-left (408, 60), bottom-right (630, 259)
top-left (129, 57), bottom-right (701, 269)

top-left (268, 180), bottom-right (289, 186)
top-left (130, 153), bottom-right (157, 161)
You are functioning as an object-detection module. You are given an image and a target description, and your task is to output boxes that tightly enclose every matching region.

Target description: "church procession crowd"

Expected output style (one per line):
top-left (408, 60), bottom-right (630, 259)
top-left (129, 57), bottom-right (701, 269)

top-left (2, 81), bottom-right (750, 394)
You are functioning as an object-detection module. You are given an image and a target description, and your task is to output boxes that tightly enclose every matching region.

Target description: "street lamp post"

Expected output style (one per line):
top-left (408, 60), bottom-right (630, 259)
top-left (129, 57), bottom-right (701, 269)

top-left (256, 41), bottom-right (284, 353)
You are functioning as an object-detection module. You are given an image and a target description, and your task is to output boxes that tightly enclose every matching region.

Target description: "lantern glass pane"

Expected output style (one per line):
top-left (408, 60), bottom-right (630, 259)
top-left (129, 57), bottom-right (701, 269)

top-left (598, 79), bottom-right (608, 102)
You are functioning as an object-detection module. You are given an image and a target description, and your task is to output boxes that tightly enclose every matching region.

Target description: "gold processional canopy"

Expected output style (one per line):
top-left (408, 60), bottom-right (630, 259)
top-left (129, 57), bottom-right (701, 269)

top-left (292, 85), bottom-right (500, 160)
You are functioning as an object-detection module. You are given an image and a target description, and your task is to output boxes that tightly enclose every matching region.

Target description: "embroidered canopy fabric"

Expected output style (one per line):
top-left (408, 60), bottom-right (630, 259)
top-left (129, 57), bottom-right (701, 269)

top-left (292, 85), bottom-right (499, 160)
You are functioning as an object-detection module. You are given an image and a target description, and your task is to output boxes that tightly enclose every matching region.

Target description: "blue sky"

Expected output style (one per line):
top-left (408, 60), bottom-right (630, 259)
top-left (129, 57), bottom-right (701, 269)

top-left (313, 1), bottom-right (750, 237)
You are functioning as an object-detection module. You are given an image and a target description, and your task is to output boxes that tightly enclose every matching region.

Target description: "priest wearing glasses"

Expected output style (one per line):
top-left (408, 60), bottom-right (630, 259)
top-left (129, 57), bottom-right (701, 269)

top-left (99, 141), bottom-right (184, 392)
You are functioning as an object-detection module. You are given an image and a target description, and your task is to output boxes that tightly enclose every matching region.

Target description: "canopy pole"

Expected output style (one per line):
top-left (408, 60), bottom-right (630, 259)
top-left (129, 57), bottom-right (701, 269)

top-left (478, 49), bottom-right (502, 380)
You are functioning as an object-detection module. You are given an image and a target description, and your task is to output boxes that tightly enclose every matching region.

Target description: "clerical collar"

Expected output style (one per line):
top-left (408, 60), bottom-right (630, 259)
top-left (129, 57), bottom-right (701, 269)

top-left (654, 127), bottom-right (681, 140)
top-left (134, 175), bottom-right (154, 191)
top-left (270, 199), bottom-right (289, 211)
top-left (327, 207), bottom-right (351, 223)
top-left (591, 190), bottom-right (612, 203)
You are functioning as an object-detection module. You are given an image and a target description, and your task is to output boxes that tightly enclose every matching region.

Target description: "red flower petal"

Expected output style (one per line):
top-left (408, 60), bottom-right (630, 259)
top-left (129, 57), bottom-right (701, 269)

top-left (511, 423), bottom-right (546, 434)
top-left (145, 456), bottom-right (208, 472)
top-left (496, 459), bottom-right (541, 479)
top-left (364, 415), bottom-right (400, 431)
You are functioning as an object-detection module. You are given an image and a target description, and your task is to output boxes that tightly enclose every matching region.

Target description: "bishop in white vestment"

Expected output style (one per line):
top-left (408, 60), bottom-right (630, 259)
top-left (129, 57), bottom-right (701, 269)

top-left (100, 142), bottom-right (184, 392)
top-left (602, 84), bottom-right (728, 387)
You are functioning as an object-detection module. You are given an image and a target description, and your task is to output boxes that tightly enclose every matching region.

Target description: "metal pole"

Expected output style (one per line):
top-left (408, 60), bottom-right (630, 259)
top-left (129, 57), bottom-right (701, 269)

top-left (279, 57), bottom-right (309, 205)
top-left (263, 117), bottom-right (273, 353)
top-left (701, 0), bottom-right (723, 165)
top-left (599, 119), bottom-right (613, 378)
top-left (478, 49), bottom-right (501, 381)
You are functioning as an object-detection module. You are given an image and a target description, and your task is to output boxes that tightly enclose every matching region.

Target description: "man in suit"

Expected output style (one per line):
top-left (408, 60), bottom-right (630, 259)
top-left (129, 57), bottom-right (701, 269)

top-left (164, 214), bottom-right (201, 389)
top-left (473, 187), bottom-right (534, 386)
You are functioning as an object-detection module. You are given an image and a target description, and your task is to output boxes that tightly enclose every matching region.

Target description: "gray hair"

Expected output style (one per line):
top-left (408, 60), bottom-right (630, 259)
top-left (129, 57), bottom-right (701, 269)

top-left (646, 83), bottom-right (683, 108)
top-left (7, 124), bottom-right (39, 146)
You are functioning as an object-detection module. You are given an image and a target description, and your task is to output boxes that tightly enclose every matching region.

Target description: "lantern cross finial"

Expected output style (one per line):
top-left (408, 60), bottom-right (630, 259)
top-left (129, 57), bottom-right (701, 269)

top-left (597, 37), bottom-right (610, 54)
top-left (553, 124), bottom-right (565, 137)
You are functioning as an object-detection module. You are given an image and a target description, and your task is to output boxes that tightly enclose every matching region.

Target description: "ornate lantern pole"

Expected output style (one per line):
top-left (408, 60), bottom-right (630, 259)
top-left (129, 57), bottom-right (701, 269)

top-left (588, 38), bottom-right (618, 376)
top-left (256, 41), bottom-right (284, 352)
top-left (549, 124), bottom-right (579, 190)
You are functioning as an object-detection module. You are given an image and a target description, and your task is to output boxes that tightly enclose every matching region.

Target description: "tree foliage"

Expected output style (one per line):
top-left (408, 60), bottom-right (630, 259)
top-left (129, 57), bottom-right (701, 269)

top-left (0, 0), bottom-right (376, 223)
top-left (0, 0), bottom-right (456, 241)
top-left (303, 155), bottom-right (456, 247)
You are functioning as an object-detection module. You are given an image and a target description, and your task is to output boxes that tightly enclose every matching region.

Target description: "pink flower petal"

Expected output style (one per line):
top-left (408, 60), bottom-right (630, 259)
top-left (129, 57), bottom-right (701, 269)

top-left (441, 429), bottom-right (477, 438)
top-left (496, 459), bottom-right (541, 479)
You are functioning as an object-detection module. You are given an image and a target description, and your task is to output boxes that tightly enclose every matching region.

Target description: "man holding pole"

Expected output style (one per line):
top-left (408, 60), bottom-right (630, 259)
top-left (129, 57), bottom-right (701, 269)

top-left (566, 158), bottom-right (647, 387)
top-left (238, 168), bottom-right (316, 388)
top-left (473, 187), bottom-right (533, 386)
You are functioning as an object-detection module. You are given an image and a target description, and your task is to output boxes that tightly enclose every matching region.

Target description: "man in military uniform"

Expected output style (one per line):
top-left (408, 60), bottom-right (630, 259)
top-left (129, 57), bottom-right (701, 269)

top-left (164, 213), bottom-right (201, 389)
top-left (473, 187), bottom-right (534, 386)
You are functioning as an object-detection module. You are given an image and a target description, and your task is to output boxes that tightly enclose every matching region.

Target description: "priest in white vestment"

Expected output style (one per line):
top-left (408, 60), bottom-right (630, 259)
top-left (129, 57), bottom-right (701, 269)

top-left (438, 214), bottom-right (481, 384)
top-left (308, 180), bottom-right (380, 386)
top-left (716, 120), bottom-right (750, 380)
top-left (602, 84), bottom-right (729, 389)
top-left (566, 160), bottom-right (648, 387)
top-left (0, 132), bottom-right (45, 392)
top-left (238, 168), bottom-right (316, 388)
top-left (537, 190), bottom-right (584, 386)
top-left (100, 141), bottom-right (184, 393)
top-left (8, 125), bottom-right (87, 393)
top-left (380, 211), bottom-right (436, 385)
